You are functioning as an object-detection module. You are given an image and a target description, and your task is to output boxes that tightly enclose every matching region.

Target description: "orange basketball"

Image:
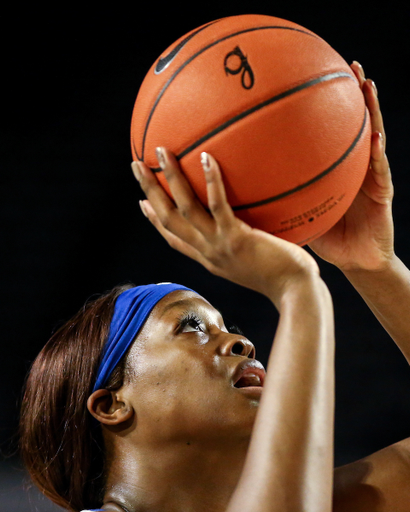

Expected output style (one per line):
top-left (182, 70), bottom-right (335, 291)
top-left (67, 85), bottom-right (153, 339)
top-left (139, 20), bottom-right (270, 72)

top-left (130, 14), bottom-right (371, 246)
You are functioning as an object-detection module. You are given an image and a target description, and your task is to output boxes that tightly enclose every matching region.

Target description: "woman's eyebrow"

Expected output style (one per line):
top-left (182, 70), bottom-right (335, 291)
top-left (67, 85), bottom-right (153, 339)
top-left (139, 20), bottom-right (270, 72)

top-left (159, 299), bottom-right (200, 318)
top-left (160, 299), bottom-right (224, 324)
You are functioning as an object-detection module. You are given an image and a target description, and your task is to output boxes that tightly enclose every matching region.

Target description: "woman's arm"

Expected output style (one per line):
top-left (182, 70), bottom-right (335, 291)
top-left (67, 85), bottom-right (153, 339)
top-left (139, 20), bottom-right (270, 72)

top-left (311, 62), bottom-right (410, 362)
top-left (309, 62), bottom-right (394, 275)
top-left (132, 149), bottom-right (335, 512)
top-left (310, 63), bottom-right (410, 511)
top-left (308, 62), bottom-right (410, 358)
top-left (332, 437), bottom-right (410, 512)
top-left (343, 256), bottom-right (410, 364)
top-left (227, 273), bottom-right (334, 512)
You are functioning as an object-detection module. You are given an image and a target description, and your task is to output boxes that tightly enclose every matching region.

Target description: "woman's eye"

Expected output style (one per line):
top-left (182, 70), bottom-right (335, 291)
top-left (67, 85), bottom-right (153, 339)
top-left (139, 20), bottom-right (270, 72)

top-left (179, 314), bottom-right (205, 333)
top-left (183, 319), bottom-right (204, 333)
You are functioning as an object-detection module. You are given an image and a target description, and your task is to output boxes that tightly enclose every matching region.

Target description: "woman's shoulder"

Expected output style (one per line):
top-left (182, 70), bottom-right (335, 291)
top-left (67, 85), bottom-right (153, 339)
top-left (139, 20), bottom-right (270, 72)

top-left (333, 437), bottom-right (410, 512)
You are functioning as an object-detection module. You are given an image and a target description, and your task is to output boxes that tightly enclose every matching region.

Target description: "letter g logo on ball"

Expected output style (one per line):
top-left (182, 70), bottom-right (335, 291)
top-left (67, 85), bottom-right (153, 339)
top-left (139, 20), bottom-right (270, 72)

top-left (224, 46), bottom-right (255, 90)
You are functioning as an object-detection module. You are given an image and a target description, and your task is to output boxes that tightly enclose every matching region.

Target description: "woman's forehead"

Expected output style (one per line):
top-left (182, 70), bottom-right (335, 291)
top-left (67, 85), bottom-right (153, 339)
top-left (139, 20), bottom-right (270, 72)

top-left (144, 290), bottom-right (226, 328)
top-left (156, 290), bottom-right (214, 317)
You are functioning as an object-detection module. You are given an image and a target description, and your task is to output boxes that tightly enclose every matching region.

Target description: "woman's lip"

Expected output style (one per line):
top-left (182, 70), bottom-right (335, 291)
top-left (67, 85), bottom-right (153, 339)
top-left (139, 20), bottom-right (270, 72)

top-left (235, 386), bottom-right (263, 395)
top-left (232, 360), bottom-right (266, 387)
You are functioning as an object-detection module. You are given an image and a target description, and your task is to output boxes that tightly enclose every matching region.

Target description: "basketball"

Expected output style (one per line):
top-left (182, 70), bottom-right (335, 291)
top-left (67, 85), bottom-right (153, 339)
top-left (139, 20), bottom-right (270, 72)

top-left (130, 14), bottom-right (371, 246)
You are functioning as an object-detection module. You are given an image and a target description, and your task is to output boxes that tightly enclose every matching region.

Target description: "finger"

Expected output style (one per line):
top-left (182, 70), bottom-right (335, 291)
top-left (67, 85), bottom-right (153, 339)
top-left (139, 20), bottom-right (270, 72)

top-left (362, 78), bottom-right (386, 146)
top-left (156, 147), bottom-right (214, 234)
top-left (131, 160), bottom-right (206, 249)
top-left (132, 160), bottom-right (175, 210)
top-left (351, 61), bottom-right (366, 88)
top-left (201, 152), bottom-right (236, 231)
top-left (370, 132), bottom-right (386, 170)
top-left (140, 199), bottom-right (216, 272)
top-left (369, 132), bottom-right (393, 198)
top-left (350, 62), bottom-right (386, 146)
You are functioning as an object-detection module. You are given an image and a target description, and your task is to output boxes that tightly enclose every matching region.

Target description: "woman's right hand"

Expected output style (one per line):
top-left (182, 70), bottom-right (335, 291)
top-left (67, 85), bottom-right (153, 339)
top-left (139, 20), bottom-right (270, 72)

top-left (131, 149), bottom-right (319, 306)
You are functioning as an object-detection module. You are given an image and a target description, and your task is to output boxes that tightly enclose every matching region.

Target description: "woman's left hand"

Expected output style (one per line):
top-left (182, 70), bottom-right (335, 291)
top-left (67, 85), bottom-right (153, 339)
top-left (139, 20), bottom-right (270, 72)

top-left (131, 149), bottom-right (318, 304)
top-left (308, 61), bottom-right (394, 272)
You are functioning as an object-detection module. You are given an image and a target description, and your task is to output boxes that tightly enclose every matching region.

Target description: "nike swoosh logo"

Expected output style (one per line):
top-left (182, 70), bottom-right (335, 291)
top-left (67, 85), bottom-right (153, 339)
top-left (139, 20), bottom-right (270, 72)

top-left (154, 21), bottom-right (218, 74)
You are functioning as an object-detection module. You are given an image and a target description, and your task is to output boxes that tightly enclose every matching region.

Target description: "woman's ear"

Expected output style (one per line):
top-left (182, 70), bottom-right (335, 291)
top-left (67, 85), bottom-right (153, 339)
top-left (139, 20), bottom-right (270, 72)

top-left (87, 389), bottom-right (134, 426)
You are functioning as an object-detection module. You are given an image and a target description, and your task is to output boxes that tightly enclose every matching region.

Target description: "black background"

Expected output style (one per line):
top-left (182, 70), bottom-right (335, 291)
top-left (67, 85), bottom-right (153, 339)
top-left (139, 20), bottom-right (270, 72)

top-left (2, 1), bottom-right (410, 475)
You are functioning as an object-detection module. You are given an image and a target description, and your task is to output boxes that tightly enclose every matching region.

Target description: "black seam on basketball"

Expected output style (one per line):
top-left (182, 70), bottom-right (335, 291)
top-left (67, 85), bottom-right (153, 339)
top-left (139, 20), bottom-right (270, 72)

top-left (154, 20), bottom-right (220, 74)
top-left (141, 25), bottom-right (318, 160)
top-left (150, 71), bottom-right (356, 173)
top-left (151, 103), bottom-right (367, 211)
top-left (132, 139), bottom-right (141, 161)
top-left (178, 72), bottom-right (354, 162)
top-left (231, 107), bottom-right (368, 210)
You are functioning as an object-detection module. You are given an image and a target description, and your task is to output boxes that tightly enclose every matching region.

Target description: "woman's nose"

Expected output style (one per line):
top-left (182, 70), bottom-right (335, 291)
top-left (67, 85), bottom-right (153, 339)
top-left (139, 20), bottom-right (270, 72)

top-left (220, 335), bottom-right (256, 359)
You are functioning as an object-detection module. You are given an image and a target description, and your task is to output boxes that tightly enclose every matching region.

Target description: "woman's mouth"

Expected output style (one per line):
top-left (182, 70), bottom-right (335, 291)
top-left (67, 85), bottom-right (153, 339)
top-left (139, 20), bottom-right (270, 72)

top-left (232, 360), bottom-right (266, 393)
top-left (234, 373), bottom-right (263, 388)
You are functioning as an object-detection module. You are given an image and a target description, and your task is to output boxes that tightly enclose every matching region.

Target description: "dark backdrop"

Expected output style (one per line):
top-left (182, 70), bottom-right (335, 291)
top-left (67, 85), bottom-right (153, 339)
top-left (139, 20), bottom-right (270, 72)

top-left (2, 0), bottom-right (410, 483)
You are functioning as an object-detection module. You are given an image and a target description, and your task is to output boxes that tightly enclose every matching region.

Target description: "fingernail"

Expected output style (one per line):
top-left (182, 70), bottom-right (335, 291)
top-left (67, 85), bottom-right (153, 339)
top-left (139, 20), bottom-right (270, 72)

top-left (131, 161), bottom-right (142, 181)
top-left (139, 200), bottom-right (148, 218)
top-left (156, 147), bottom-right (166, 169)
top-left (371, 80), bottom-right (378, 97)
top-left (201, 152), bottom-right (211, 172)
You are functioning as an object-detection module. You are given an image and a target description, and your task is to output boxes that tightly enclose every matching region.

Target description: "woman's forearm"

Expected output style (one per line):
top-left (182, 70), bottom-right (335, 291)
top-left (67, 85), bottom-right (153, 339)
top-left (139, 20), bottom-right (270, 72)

top-left (343, 254), bottom-right (410, 364)
top-left (226, 273), bottom-right (335, 512)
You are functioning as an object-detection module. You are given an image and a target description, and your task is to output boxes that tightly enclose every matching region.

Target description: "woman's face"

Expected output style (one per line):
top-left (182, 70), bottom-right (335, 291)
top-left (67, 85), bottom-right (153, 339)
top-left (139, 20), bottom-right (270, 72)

top-left (121, 290), bottom-right (266, 446)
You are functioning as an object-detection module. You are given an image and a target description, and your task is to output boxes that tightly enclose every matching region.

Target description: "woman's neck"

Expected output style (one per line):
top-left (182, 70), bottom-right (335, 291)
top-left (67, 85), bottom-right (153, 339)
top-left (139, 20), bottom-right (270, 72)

top-left (103, 435), bottom-right (250, 512)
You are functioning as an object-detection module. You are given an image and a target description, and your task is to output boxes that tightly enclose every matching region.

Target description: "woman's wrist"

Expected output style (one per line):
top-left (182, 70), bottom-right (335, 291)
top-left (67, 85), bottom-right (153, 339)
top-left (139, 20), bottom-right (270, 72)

top-left (266, 264), bottom-right (330, 313)
top-left (341, 251), bottom-right (398, 284)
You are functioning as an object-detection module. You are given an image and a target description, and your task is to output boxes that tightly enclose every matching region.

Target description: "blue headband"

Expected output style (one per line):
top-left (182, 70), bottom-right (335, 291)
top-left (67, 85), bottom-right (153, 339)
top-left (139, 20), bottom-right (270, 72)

top-left (93, 283), bottom-right (193, 392)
